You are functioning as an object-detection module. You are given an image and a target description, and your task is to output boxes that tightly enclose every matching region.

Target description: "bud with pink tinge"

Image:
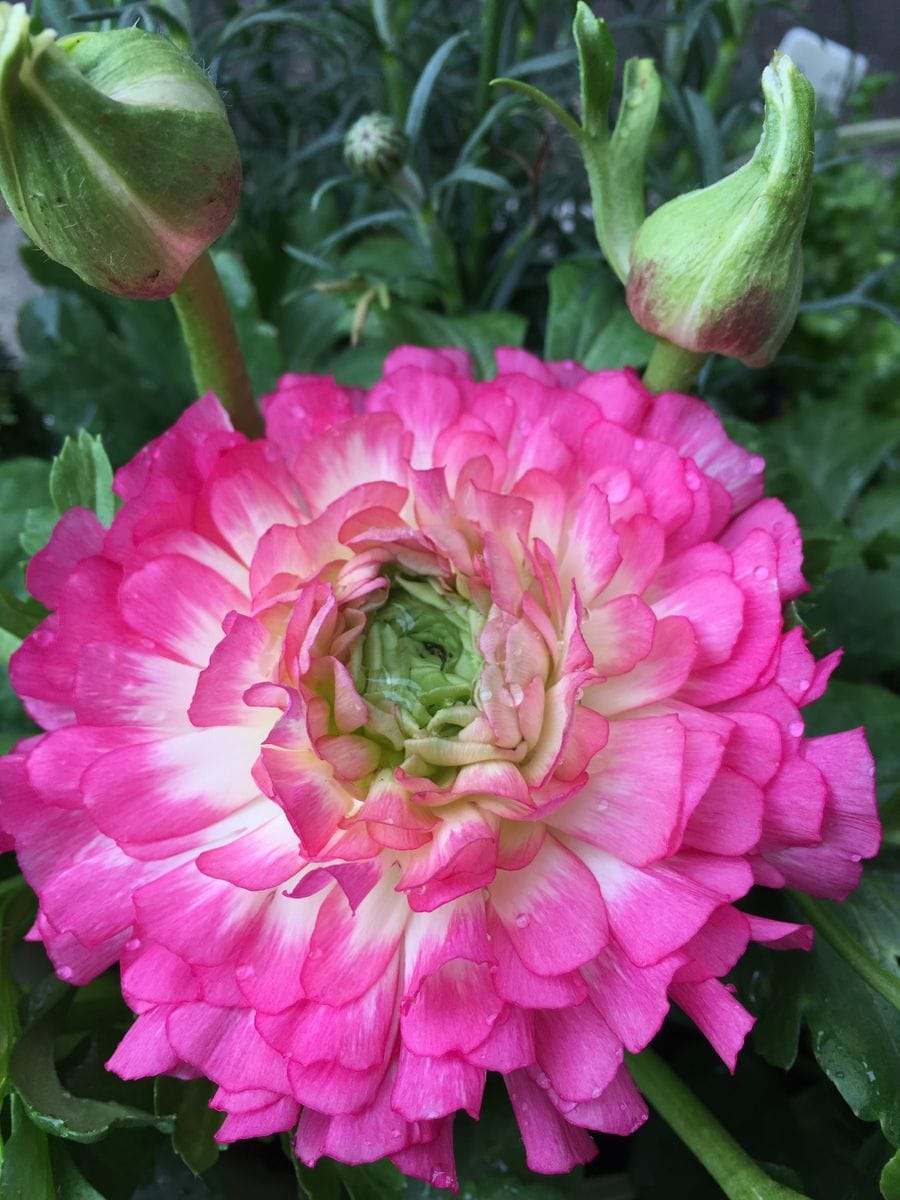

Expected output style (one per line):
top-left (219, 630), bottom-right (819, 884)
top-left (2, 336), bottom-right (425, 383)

top-left (626, 53), bottom-right (815, 368)
top-left (0, 3), bottom-right (240, 299)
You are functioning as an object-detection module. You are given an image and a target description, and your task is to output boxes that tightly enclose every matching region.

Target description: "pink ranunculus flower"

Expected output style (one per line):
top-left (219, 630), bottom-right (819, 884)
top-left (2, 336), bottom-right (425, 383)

top-left (0, 347), bottom-right (879, 1187)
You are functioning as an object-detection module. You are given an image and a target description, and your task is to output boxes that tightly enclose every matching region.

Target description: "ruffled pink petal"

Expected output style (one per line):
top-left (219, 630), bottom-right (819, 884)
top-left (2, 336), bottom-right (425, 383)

top-left (505, 1070), bottom-right (598, 1174)
top-left (489, 836), bottom-right (608, 976)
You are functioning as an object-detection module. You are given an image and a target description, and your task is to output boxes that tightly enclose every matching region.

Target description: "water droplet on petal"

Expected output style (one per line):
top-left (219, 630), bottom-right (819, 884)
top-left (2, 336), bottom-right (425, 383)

top-left (868, 765), bottom-right (876, 778)
top-left (515, 913), bottom-right (530, 929)
top-left (788, 721), bottom-right (804, 737)
top-left (575, 686), bottom-right (585, 701)
top-left (798, 679), bottom-right (811, 693)
top-left (753, 565), bottom-right (769, 581)
top-left (58, 966), bottom-right (73, 981)
top-left (307, 947), bottom-right (323, 960)
top-left (536, 1072), bottom-right (550, 1089)
top-left (595, 800), bottom-right (609, 812)
top-left (508, 683), bottom-right (524, 705)
top-left (591, 1086), bottom-right (603, 1099)
top-left (390, 1127), bottom-right (402, 1139)
top-left (749, 455), bottom-right (765, 474)
top-left (850, 853), bottom-right (862, 863)
top-left (124, 938), bottom-right (141, 952)
top-left (685, 468), bottom-right (701, 492)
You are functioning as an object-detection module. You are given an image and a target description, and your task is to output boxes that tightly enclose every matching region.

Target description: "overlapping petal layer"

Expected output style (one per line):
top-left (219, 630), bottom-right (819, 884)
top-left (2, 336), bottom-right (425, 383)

top-left (0, 348), bottom-right (879, 1188)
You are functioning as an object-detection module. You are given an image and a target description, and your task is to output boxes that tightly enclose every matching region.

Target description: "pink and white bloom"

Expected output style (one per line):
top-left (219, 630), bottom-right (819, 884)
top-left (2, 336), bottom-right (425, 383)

top-left (0, 347), bottom-right (879, 1188)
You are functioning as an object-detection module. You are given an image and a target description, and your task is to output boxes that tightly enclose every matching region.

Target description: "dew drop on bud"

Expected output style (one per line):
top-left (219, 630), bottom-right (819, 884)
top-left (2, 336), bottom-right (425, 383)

top-left (798, 679), bottom-right (811, 693)
top-left (58, 966), bottom-right (73, 980)
top-left (685, 468), bottom-right (701, 491)
top-left (537, 1072), bottom-right (550, 1089)
top-left (591, 1086), bottom-right (603, 1099)
top-left (515, 913), bottom-right (530, 928)
top-left (595, 799), bottom-right (609, 812)
top-left (850, 853), bottom-right (862, 863)
top-left (749, 456), bottom-right (765, 475)
top-left (124, 938), bottom-right (141, 952)
top-left (508, 683), bottom-right (524, 705)
top-left (788, 720), bottom-right (803, 737)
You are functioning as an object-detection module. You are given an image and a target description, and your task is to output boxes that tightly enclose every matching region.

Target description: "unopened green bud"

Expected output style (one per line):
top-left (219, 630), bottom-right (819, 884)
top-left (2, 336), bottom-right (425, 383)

top-left (626, 53), bottom-right (815, 368)
top-left (344, 113), bottom-right (407, 183)
top-left (0, 3), bottom-right (240, 299)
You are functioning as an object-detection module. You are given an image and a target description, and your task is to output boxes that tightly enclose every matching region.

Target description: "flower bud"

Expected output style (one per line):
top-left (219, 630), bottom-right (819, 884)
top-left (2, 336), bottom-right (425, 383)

top-left (626, 53), bottom-right (815, 367)
top-left (0, 3), bottom-right (241, 299)
top-left (344, 112), bottom-right (407, 183)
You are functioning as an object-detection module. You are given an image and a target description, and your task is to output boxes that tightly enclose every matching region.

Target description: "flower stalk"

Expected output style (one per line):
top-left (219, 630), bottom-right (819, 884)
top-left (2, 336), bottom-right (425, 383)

top-left (170, 252), bottom-right (260, 437)
top-left (642, 338), bottom-right (708, 394)
top-left (627, 1049), bottom-right (813, 1200)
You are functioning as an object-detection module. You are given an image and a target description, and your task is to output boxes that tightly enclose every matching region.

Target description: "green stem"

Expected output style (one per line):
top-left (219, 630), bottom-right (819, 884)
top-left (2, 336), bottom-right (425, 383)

top-left (642, 336), bottom-right (708, 393)
top-left (835, 118), bottom-right (900, 151)
top-left (790, 892), bottom-right (900, 1013)
top-left (466, 0), bottom-right (508, 287)
top-left (627, 1049), bottom-right (812, 1200)
top-left (393, 168), bottom-right (464, 314)
top-left (170, 252), bottom-right (260, 437)
top-left (475, 0), bottom-right (505, 126)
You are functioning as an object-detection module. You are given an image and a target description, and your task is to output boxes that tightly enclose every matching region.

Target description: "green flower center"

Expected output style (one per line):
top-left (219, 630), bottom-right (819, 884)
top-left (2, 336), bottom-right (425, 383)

top-left (353, 574), bottom-right (484, 733)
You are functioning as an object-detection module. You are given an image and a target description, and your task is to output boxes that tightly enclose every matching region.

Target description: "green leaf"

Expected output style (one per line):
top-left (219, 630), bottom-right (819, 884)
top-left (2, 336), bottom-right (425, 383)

top-left (0, 1093), bottom-right (54, 1200)
top-left (17, 281), bottom-right (194, 465)
top-left (0, 881), bottom-right (33, 1099)
top-left (544, 258), bottom-right (654, 369)
top-left (488, 78), bottom-right (583, 142)
top-left (882, 1146), bottom-right (900, 1200)
top-left (572, 1), bottom-right (615, 142)
top-left (434, 165), bottom-right (516, 196)
top-left (0, 589), bottom-right (46, 644)
top-left (50, 1142), bottom-right (109, 1199)
top-left (336, 1160), bottom-right (405, 1200)
top-left (283, 1136), bottom-right (341, 1200)
top-left (0, 459), bottom-right (51, 593)
top-left (49, 430), bottom-right (115, 526)
top-left (10, 992), bottom-right (174, 1143)
top-left (764, 402), bottom-right (900, 522)
top-left (18, 507), bottom-right (57, 560)
top-left (734, 887), bottom-right (900, 1152)
top-left (330, 304), bottom-right (526, 386)
top-left (804, 680), bottom-right (900, 806)
top-left (154, 1077), bottom-right (223, 1175)
top-left (683, 86), bottom-right (724, 185)
top-left (405, 31), bottom-right (469, 148)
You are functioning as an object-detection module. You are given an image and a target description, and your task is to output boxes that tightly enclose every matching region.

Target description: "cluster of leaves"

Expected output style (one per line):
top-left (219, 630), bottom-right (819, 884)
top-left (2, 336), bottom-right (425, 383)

top-left (1, 0), bottom-right (898, 1197)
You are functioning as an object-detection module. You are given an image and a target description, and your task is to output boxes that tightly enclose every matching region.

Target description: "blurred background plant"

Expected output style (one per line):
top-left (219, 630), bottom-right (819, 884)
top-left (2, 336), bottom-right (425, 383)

top-left (0, 1), bottom-right (898, 1198)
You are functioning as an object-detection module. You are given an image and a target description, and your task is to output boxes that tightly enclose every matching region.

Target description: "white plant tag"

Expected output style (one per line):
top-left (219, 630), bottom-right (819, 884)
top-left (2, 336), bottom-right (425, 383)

top-left (778, 27), bottom-right (868, 113)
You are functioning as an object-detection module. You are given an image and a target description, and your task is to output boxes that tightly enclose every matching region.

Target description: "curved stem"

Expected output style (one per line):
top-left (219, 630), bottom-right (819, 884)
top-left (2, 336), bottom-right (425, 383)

top-left (642, 337), bottom-right (708, 394)
top-left (627, 1048), bottom-right (812, 1200)
top-left (170, 252), bottom-right (261, 437)
top-left (790, 892), bottom-right (900, 1013)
